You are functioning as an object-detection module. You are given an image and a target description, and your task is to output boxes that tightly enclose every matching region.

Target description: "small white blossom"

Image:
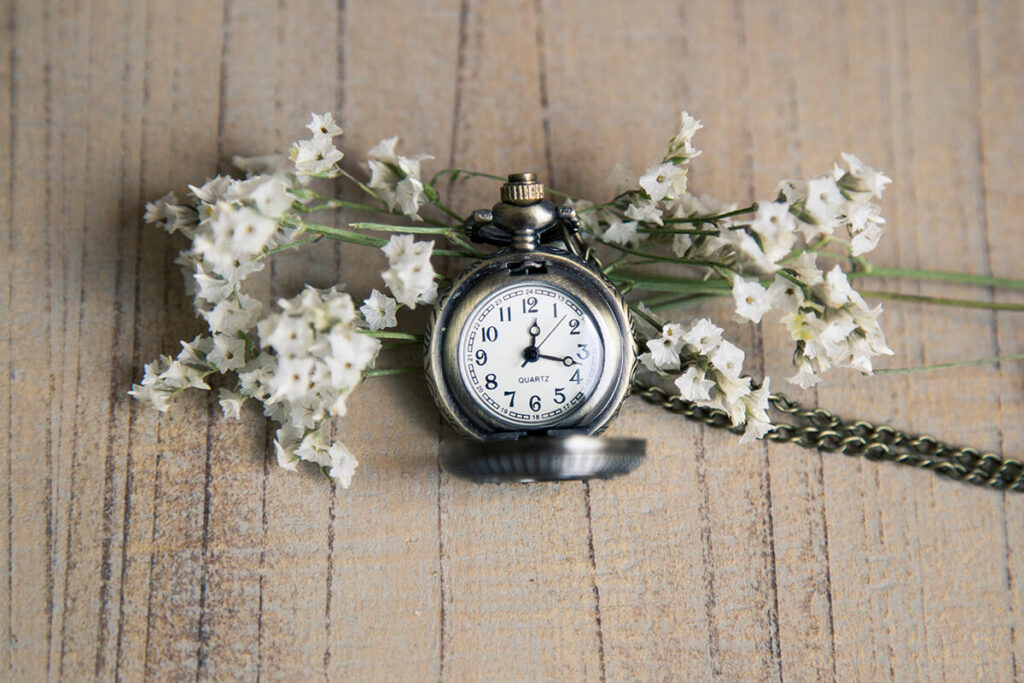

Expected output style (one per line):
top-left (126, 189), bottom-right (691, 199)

top-left (674, 366), bottom-right (714, 401)
top-left (328, 443), bottom-right (359, 488)
top-left (839, 153), bottom-right (891, 198)
top-left (381, 235), bottom-right (438, 309)
top-left (218, 388), bottom-right (247, 419)
top-left (291, 135), bottom-right (343, 175)
top-left (602, 217), bottom-right (640, 246)
top-left (732, 277), bottom-right (771, 323)
top-left (682, 318), bottom-right (723, 355)
top-left (208, 333), bottom-right (246, 372)
top-left (360, 289), bottom-right (398, 330)
top-left (306, 112), bottom-right (343, 138)
top-left (623, 198), bottom-right (663, 226)
top-left (639, 162), bottom-right (687, 202)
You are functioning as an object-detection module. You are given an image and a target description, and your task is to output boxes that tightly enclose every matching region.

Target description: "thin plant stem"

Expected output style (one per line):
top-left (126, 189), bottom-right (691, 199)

top-left (849, 264), bottom-right (1024, 290)
top-left (257, 234), bottom-right (322, 260)
top-left (860, 290), bottom-right (1024, 312)
top-left (874, 353), bottom-right (1024, 375)
top-left (358, 330), bottom-right (425, 342)
top-left (363, 366), bottom-right (422, 378)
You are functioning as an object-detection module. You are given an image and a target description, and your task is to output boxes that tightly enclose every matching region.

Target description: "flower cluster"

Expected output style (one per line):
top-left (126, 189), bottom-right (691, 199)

top-left (289, 112), bottom-right (344, 176)
top-left (253, 286), bottom-right (379, 486)
top-left (566, 111), bottom-right (704, 247)
top-left (638, 318), bottom-right (772, 443)
top-left (132, 113), bottom-right (440, 487)
top-left (367, 137), bottom-right (433, 221)
top-left (380, 234), bottom-right (438, 308)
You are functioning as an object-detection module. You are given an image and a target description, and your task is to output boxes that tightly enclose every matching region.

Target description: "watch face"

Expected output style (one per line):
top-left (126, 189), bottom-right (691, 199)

top-left (457, 281), bottom-right (605, 428)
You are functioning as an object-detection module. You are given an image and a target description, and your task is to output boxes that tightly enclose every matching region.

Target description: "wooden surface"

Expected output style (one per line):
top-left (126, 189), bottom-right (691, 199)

top-left (2, 0), bottom-right (1023, 680)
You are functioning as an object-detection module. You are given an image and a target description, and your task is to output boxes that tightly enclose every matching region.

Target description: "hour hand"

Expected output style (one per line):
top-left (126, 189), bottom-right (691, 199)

top-left (521, 320), bottom-right (542, 367)
top-left (538, 353), bottom-right (577, 366)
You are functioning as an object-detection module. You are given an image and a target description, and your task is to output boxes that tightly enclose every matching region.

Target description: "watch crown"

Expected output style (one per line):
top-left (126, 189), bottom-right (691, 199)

top-left (500, 172), bottom-right (545, 205)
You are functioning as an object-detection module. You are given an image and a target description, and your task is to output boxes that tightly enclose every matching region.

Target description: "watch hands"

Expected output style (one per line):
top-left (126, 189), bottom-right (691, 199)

top-left (537, 353), bottom-right (578, 366)
top-left (535, 315), bottom-right (566, 350)
top-left (521, 319), bottom-right (542, 367)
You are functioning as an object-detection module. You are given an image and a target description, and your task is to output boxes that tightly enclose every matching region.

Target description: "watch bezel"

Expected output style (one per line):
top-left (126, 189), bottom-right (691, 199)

top-left (425, 247), bottom-right (635, 440)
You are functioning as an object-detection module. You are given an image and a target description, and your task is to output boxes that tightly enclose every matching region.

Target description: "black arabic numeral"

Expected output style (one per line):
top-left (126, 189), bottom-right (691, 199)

top-left (485, 373), bottom-right (497, 390)
top-left (529, 395), bottom-right (541, 411)
top-left (499, 306), bottom-right (511, 322)
top-left (568, 318), bottom-right (581, 335)
top-left (576, 343), bottom-right (589, 360)
top-left (522, 296), bottom-right (538, 314)
top-left (482, 326), bottom-right (498, 342)
top-left (570, 369), bottom-right (582, 384)
top-left (503, 390), bottom-right (516, 407)
top-left (475, 349), bottom-right (487, 366)
top-left (553, 387), bottom-right (566, 404)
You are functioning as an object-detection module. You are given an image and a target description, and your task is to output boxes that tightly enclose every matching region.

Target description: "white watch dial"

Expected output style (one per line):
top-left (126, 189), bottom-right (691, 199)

top-left (458, 281), bottom-right (605, 428)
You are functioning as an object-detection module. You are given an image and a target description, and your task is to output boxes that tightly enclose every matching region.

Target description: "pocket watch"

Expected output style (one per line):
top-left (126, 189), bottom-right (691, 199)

top-left (425, 173), bottom-right (645, 482)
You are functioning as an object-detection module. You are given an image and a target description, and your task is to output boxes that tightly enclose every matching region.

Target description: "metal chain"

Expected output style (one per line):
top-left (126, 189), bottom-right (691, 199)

top-left (633, 380), bottom-right (1024, 493)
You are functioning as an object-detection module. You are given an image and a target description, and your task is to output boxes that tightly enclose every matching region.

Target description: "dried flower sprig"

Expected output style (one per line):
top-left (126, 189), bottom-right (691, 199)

top-left (132, 111), bottom-right (1024, 487)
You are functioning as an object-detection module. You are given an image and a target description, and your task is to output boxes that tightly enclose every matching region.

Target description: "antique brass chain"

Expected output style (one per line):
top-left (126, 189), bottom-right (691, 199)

top-left (632, 380), bottom-right (1024, 493)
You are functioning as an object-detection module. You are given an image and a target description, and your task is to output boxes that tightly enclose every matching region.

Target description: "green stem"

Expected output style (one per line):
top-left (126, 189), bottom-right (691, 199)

top-left (874, 353), bottom-right (1024, 375)
top-left (257, 234), bottom-right (322, 260)
top-left (646, 293), bottom-right (729, 312)
top-left (636, 227), bottom-right (721, 236)
top-left (350, 222), bottom-right (454, 235)
top-left (298, 198), bottom-right (386, 214)
top-left (363, 366), bottom-right (422, 378)
top-left (662, 203), bottom-right (758, 224)
top-left (850, 265), bottom-right (1024, 290)
top-left (358, 330), bottom-right (425, 342)
top-left (861, 290), bottom-right (1024, 311)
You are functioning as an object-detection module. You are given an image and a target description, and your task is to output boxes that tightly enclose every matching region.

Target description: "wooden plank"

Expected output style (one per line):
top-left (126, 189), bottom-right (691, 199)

top-left (0, 0), bottom-right (12, 677)
top-left (543, 1), bottom-right (788, 679)
top-left (977, 2), bottom-right (1024, 678)
top-left (812, 1), bottom-right (1016, 680)
top-left (325, 1), bottom-right (464, 679)
top-left (7, 3), bottom-right (59, 679)
top-left (435, 1), bottom-right (604, 679)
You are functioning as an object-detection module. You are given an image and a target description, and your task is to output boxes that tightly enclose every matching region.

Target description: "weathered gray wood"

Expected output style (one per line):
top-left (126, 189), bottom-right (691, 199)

top-left (0, 0), bottom-right (1021, 680)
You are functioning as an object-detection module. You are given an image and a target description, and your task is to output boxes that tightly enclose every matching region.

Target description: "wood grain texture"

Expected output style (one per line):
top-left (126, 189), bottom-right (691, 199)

top-left (1, 0), bottom-right (1022, 680)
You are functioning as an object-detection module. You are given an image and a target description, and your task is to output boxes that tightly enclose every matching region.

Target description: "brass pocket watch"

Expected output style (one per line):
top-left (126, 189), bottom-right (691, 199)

top-left (425, 173), bottom-right (645, 482)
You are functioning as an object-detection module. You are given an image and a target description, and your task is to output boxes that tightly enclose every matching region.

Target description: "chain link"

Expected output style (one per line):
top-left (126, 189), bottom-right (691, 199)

top-left (632, 380), bottom-right (1024, 493)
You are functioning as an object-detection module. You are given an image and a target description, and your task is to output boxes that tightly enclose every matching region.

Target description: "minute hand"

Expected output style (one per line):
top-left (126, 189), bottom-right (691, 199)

top-left (535, 315), bottom-right (566, 350)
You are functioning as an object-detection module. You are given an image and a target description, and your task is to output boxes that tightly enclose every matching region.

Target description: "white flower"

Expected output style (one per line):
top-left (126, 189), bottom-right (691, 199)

top-left (748, 201), bottom-right (797, 263)
top-left (788, 251), bottom-right (824, 286)
top-left (328, 443), bottom-right (359, 488)
top-left (682, 318), bottom-right (723, 355)
top-left (394, 176), bottom-right (427, 220)
top-left (766, 276), bottom-right (804, 313)
top-left (274, 426), bottom-right (302, 471)
top-left (290, 135), bottom-right (343, 175)
top-left (381, 236), bottom-right (438, 309)
top-left (645, 336), bottom-right (681, 371)
top-left (360, 289), bottom-right (398, 330)
top-left (788, 360), bottom-right (822, 389)
top-left (639, 162), bottom-right (687, 202)
top-left (623, 198), bottom-right (663, 226)
top-left (259, 314), bottom-right (314, 358)
top-left (208, 333), bottom-right (246, 372)
top-left (740, 418), bottom-right (773, 444)
top-left (732, 277), bottom-right (771, 323)
top-left (822, 265), bottom-right (856, 307)
top-left (248, 175), bottom-right (295, 219)
top-left (202, 293), bottom-right (262, 335)
top-left (306, 112), bottom-right (343, 138)
top-left (675, 366), bottom-right (714, 401)
top-left (710, 340), bottom-right (745, 378)
top-left (839, 153), bottom-right (891, 198)
top-left (668, 111), bottom-right (702, 158)
top-left (218, 388), bottom-right (246, 419)
top-left (601, 217), bottom-right (640, 246)
top-left (269, 356), bottom-right (316, 402)
top-left (803, 176), bottom-right (844, 234)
